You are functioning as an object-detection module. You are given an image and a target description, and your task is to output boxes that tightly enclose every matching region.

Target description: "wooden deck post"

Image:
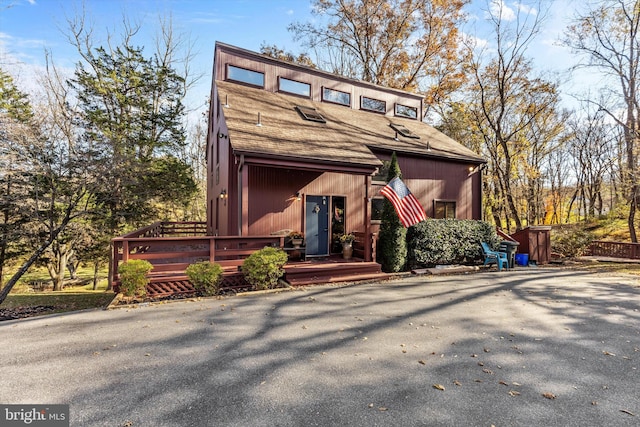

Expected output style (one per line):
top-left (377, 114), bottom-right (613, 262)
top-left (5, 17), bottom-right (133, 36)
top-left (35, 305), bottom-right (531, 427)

top-left (209, 237), bottom-right (216, 263)
top-left (364, 175), bottom-right (372, 262)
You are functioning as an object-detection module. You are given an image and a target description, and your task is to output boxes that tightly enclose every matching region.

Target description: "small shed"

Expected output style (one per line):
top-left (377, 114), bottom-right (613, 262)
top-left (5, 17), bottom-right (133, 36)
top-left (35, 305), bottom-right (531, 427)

top-left (511, 226), bottom-right (552, 265)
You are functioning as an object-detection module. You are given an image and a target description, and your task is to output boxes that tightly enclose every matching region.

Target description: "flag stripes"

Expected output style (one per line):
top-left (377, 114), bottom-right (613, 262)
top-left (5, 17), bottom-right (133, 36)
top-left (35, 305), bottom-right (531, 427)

top-left (380, 177), bottom-right (427, 227)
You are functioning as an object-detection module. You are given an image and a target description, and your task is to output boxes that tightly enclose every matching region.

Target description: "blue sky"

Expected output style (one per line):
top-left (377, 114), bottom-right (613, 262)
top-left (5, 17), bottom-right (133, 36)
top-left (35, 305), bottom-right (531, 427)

top-left (1, 0), bottom-right (313, 118)
top-left (0, 0), bottom-right (588, 119)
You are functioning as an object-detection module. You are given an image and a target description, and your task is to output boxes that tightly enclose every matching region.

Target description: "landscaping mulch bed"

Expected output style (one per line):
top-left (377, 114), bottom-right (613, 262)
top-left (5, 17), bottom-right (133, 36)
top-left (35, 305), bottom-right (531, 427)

top-left (0, 305), bottom-right (58, 321)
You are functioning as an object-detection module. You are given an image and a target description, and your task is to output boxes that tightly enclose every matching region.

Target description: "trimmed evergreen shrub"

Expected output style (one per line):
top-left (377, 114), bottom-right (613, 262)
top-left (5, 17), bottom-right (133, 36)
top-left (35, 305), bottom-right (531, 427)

top-left (118, 259), bottom-right (153, 297)
top-left (407, 219), bottom-right (501, 268)
top-left (241, 247), bottom-right (288, 290)
top-left (378, 152), bottom-right (408, 272)
top-left (186, 261), bottom-right (224, 296)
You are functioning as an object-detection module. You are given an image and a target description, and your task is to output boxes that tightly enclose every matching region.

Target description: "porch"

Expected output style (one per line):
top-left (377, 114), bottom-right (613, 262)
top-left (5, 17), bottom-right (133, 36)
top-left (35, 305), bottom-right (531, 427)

top-left (112, 222), bottom-right (385, 297)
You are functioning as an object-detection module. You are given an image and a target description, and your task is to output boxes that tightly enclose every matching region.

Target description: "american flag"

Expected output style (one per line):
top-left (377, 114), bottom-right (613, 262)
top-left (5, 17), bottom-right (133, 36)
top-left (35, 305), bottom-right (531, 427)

top-left (380, 177), bottom-right (427, 227)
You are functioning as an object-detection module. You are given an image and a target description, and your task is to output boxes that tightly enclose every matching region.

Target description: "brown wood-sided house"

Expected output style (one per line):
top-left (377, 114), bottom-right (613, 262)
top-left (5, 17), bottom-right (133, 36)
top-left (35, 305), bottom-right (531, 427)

top-left (207, 42), bottom-right (485, 261)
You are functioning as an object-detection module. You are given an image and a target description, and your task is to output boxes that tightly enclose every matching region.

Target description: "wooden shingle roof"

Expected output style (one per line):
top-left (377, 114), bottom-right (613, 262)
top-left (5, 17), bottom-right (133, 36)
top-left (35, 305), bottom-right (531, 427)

top-left (216, 80), bottom-right (484, 173)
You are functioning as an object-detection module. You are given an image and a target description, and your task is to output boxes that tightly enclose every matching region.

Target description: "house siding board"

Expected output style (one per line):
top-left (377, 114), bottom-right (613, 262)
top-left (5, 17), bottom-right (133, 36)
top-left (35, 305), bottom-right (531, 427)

top-left (245, 166), bottom-right (366, 236)
top-left (215, 42), bottom-right (423, 110)
top-left (371, 152), bottom-right (480, 220)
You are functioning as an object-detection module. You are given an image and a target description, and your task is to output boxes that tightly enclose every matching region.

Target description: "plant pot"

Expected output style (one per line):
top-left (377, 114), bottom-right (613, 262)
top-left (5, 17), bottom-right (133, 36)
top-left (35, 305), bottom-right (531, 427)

top-left (291, 238), bottom-right (303, 248)
top-left (342, 242), bottom-right (353, 260)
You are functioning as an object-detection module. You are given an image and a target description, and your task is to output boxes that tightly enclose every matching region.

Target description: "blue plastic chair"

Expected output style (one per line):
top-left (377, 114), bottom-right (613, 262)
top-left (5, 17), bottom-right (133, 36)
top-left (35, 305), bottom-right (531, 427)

top-left (481, 242), bottom-right (509, 271)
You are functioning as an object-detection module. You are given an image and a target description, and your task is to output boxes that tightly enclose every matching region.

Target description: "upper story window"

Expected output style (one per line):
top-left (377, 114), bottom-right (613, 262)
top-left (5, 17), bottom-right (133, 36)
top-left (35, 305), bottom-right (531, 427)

top-left (361, 96), bottom-right (386, 113)
top-left (279, 77), bottom-right (311, 97)
top-left (395, 103), bottom-right (418, 119)
top-left (227, 65), bottom-right (264, 88)
top-left (322, 87), bottom-right (351, 106)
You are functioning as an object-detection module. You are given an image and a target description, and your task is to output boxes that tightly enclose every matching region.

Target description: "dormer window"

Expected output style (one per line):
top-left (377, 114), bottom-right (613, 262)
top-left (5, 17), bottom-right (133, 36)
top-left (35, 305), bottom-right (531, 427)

top-left (227, 65), bottom-right (264, 88)
top-left (395, 103), bottom-right (418, 119)
top-left (322, 87), bottom-right (351, 106)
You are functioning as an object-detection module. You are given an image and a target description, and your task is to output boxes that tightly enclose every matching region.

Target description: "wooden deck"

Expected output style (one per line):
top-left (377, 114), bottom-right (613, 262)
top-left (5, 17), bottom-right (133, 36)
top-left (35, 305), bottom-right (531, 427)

top-left (284, 256), bottom-right (386, 286)
top-left (142, 256), bottom-right (386, 298)
top-left (112, 222), bottom-right (384, 297)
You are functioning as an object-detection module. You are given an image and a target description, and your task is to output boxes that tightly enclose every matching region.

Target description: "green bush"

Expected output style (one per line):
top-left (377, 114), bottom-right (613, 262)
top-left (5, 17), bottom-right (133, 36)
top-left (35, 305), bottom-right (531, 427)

top-left (241, 247), bottom-right (288, 290)
top-left (407, 219), bottom-right (500, 268)
top-left (551, 227), bottom-right (594, 257)
top-left (186, 261), bottom-right (224, 296)
top-left (118, 259), bottom-right (153, 297)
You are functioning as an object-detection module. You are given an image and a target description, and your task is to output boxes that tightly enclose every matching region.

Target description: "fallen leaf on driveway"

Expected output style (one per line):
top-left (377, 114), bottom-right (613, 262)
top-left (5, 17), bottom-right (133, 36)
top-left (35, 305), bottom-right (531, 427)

top-left (378, 407), bottom-right (388, 411)
top-left (453, 380), bottom-right (462, 386)
top-left (483, 368), bottom-right (494, 374)
top-left (603, 351), bottom-right (615, 356)
top-left (508, 390), bottom-right (521, 396)
top-left (418, 360), bottom-right (426, 365)
top-left (620, 409), bottom-right (635, 416)
top-left (433, 384), bottom-right (445, 390)
top-left (542, 392), bottom-right (556, 399)
top-left (499, 381), bottom-right (508, 386)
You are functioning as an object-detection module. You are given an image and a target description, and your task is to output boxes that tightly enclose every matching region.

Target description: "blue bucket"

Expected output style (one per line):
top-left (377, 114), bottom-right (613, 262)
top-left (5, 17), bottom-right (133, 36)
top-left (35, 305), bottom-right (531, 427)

top-left (515, 253), bottom-right (529, 266)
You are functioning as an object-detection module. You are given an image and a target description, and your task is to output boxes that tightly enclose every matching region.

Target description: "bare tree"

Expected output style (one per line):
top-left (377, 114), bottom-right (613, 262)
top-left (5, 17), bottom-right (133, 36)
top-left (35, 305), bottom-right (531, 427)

top-left (462, 0), bottom-right (559, 231)
top-left (565, 0), bottom-right (640, 241)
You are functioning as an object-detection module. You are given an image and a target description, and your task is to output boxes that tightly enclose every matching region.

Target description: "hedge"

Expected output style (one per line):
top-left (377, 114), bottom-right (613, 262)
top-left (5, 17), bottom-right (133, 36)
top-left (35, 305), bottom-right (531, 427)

top-left (406, 219), bottom-right (501, 269)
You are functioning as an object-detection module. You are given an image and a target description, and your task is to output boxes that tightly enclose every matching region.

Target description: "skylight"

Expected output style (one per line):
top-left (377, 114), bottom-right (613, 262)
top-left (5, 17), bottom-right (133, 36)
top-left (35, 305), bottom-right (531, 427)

top-left (390, 123), bottom-right (420, 139)
top-left (295, 106), bottom-right (326, 123)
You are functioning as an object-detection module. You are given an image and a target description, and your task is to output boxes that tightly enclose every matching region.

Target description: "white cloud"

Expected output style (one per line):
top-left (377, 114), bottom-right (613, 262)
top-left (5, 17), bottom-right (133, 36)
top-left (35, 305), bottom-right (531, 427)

top-left (517, 3), bottom-right (538, 16)
top-left (489, 0), bottom-right (516, 21)
top-left (286, 9), bottom-right (294, 16)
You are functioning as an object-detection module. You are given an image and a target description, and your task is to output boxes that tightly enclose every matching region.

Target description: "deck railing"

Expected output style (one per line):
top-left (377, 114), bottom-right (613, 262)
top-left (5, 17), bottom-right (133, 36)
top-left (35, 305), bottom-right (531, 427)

top-left (112, 222), bottom-right (378, 286)
top-left (586, 241), bottom-right (640, 260)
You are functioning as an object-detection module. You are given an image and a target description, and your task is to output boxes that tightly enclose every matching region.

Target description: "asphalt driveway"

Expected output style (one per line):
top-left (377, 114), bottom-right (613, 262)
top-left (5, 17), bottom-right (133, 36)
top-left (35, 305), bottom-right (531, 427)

top-left (1, 267), bottom-right (639, 426)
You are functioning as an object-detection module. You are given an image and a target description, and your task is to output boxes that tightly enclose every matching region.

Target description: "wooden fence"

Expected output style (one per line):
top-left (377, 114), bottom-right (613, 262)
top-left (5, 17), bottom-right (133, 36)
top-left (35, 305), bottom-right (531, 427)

top-left (586, 241), bottom-right (640, 260)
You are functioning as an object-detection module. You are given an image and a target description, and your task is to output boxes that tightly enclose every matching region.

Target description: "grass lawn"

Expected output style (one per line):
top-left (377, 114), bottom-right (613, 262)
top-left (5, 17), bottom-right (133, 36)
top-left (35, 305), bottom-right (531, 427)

top-left (1, 265), bottom-right (116, 319)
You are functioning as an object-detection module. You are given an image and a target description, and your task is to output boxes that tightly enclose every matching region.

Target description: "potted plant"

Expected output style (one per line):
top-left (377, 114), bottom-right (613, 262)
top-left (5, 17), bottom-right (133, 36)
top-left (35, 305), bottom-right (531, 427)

top-left (289, 231), bottom-right (304, 248)
top-left (339, 233), bottom-right (355, 259)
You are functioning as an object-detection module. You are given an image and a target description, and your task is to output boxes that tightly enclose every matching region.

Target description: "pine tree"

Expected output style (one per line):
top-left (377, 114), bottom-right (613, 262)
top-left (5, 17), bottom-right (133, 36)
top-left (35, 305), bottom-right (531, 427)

top-left (378, 152), bottom-right (407, 272)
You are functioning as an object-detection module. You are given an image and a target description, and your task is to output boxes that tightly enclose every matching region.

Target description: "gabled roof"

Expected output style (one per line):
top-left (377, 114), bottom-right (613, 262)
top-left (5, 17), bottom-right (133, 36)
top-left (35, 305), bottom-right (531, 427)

top-left (216, 80), bottom-right (484, 174)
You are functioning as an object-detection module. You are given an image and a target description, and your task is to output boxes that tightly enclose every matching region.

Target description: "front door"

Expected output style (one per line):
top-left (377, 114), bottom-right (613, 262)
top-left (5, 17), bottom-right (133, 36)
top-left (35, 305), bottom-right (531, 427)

top-left (305, 195), bottom-right (329, 257)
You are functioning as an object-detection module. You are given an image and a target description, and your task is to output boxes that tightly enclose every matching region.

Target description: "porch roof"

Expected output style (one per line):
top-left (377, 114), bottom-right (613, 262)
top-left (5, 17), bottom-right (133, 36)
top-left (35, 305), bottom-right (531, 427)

top-left (217, 80), bottom-right (484, 172)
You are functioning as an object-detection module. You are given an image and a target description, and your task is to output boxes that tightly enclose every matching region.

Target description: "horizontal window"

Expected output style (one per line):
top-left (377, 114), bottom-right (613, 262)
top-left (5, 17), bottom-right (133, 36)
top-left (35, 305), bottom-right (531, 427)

top-left (279, 77), bottom-right (311, 97)
top-left (395, 103), bottom-right (418, 119)
top-left (227, 65), bottom-right (264, 87)
top-left (361, 96), bottom-right (386, 113)
top-left (322, 87), bottom-right (350, 106)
